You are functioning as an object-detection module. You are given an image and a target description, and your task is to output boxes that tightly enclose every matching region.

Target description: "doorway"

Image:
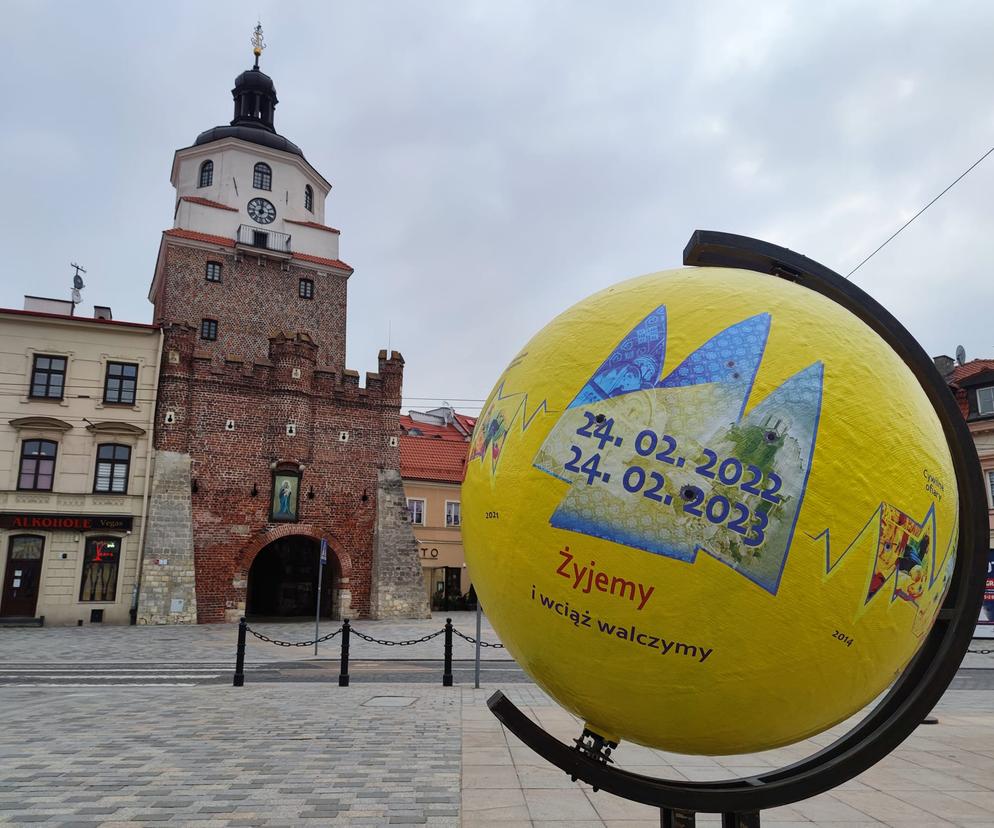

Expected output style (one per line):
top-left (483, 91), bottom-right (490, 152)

top-left (1, 535), bottom-right (45, 618)
top-left (246, 536), bottom-right (333, 618)
top-left (428, 565), bottom-right (464, 612)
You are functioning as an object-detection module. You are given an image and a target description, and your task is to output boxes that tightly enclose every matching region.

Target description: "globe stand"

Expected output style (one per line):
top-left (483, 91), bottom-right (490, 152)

top-left (484, 230), bottom-right (988, 826)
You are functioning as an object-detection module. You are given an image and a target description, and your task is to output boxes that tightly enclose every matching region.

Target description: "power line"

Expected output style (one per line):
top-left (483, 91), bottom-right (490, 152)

top-left (402, 396), bottom-right (486, 402)
top-left (846, 144), bottom-right (994, 279)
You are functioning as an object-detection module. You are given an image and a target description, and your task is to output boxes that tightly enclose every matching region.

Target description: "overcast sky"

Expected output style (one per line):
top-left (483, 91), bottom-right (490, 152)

top-left (3, 1), bottom-right (993, 415)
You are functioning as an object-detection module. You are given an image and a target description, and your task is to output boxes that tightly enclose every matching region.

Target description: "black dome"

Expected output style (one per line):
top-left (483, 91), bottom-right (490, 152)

top-left (233, 68), bottom-right (276, 94)
top-left (194, 125), bottom-right (303, 157)
top-left (192, 64), bottom-right (304, 159)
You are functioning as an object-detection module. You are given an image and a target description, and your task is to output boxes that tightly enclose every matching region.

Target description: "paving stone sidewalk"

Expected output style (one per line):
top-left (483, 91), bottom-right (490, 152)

top-left (4, 623), bottom-right (994, 826)
top-left (0, 612), bottom-right (507, 664)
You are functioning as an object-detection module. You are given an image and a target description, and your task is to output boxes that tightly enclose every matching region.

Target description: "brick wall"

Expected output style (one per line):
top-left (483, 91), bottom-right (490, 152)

top-left (147, 236), bottom-right (426, 623)
top-left (154, 242), bottom-right (348, 370)
top-left (150, 290), bottom-right (410, 622)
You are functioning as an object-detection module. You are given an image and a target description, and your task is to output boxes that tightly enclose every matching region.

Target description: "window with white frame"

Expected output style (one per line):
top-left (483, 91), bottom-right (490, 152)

top-left (445, 501), bottom-right (461, 526)
top-left (407, 498), bottom-right (425, 525)
top-left (987, 469), bottom-right (994, 508)
top-left (978, 386), bottom-right (994, 416)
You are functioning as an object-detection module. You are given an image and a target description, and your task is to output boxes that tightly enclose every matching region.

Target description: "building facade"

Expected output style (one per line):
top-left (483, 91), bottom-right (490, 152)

top-left (137, 47), bottom-right (427, 624)
top-left (399, 407), bottom-right (476, 610)
top-left (939, 356), bottom-right (994, 544)
top-left (0, 300), bottom-right (161, 625)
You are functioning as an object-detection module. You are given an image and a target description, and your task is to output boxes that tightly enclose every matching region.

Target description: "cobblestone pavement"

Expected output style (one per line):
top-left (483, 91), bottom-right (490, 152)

top-left (0, 683), bottom-right (460, 826)
top-left (0, 612), bottom-right (506, 665)
top-left (4, 623), bottom-right (994, 826)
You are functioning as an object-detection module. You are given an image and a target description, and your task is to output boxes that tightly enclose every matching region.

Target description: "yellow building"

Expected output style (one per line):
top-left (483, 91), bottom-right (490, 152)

top-left (400, 407), bottom-right (476, 610)
top-left (0, 297), bottom-right (162, 625)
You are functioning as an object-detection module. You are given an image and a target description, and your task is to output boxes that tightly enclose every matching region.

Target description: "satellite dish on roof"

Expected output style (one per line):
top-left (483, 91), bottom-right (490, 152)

top-left (956, 344), bottom-right (967, 365)
top-left (71, 288), bottom-right (82, 304)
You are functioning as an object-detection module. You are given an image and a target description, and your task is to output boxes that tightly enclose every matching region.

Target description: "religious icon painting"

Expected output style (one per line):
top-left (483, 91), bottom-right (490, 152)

top-left (271, 470), bottom-right (301, 522)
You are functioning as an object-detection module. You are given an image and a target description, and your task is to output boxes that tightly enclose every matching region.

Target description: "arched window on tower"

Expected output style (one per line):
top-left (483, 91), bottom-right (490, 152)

top-left (198, 160), bottom-right (213, 188)
top-left (253, 162), bottom-right (272, 191)
top-left (304, 185), bottom-right (313, 213)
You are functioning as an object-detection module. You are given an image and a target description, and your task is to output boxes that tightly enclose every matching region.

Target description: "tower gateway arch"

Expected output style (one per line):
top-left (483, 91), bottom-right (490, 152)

top-left (136, 32), bottom-right (428, 624)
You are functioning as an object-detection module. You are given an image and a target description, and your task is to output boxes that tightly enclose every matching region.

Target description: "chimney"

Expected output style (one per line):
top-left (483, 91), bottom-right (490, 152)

top-left (932, 355), bottom-right (955, 378)
top-left (93, 306), bottom-right (113, 320)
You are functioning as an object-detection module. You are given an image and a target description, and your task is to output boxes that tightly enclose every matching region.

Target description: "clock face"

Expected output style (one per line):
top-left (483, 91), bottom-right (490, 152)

top-left (247, 197), bottom-right (277, 224)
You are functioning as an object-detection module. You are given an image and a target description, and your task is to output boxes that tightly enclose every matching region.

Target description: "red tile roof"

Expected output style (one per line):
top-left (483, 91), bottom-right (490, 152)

top-left (292, 251), bottom-right (354, 272)
top-left (180, 196), bottom-right (238, 212)
top-left (400, 435), bottom-right (469, 483)
top-left (286, 219), bottom-right (341, 235)
top-left (945, 359), bottom-right (994, 420)
top-left (454, 413), bottom-right (478, 435)
top-left (164, 228), bottom-right (235, 247)
top-left (948, 359), bottom-right (994, 385)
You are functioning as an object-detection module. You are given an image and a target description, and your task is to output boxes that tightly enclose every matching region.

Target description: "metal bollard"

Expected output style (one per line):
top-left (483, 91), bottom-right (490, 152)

top-left (443, 617), bottom-right (454, 687)
top-left (233, 617), bottom-right (247, 687)
top-left (339, 619), bottom-right (350, 687)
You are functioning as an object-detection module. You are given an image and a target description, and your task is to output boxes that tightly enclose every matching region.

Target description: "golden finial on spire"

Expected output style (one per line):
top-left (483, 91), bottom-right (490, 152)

top-left (251, 21), bottom-right (266, 68)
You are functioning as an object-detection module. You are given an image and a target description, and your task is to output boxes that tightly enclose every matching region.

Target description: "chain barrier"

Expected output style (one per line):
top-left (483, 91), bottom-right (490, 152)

top-left (968, 648), bottom-right (994, 655)
top-left (234, 618), bottom-right (507, 687)
top-left (348, 627), bottom-right (446, 646)
top-left (245, 625), bottom-right (342, 648)
top-left (453, 628), bottom-right (506, 648)
top-left (242, 623), bottom-right (504, 649)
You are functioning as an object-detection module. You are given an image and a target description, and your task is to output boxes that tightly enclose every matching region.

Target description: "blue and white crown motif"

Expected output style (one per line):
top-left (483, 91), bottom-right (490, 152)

top-left (533, 305), bottom-right (823, 595)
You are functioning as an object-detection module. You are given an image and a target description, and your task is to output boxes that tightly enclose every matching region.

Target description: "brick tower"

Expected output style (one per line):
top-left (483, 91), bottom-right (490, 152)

top-left (137, 30), bottom-right (428, 623)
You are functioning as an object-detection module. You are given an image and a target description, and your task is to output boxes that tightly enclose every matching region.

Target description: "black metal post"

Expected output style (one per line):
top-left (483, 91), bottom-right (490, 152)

top-left (339, 619), bottom-right (350, 687)
top-left (443, 617), bottom-right (454, 687)
top-left (661, 809), bottom-right (695, 827)
top-left (233, 617), bottom-right (247, 687)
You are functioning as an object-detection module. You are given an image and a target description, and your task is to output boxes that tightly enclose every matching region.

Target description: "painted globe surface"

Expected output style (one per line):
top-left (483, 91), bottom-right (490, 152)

top-left (462, 267), bottom-right (958, 755)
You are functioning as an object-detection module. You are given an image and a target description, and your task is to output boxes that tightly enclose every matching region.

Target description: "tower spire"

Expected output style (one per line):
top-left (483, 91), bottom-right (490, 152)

top-left (251, 21), bottom-right (266, 69)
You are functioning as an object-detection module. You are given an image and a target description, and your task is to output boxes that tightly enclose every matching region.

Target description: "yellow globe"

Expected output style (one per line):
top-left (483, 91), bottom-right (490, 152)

top-left (462, 266), bottom-right (958, 755)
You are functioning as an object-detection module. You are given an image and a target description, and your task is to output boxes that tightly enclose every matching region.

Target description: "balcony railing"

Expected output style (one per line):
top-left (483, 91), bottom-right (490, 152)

top-left (236, 224), bottom-right (292, 254)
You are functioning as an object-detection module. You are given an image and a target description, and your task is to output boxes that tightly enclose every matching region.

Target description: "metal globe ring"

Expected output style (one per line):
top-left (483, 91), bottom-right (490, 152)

top-left (486, 230), bottom-right (988, 814)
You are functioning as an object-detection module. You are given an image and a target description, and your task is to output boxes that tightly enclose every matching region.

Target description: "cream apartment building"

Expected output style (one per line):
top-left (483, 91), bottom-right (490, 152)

top-left (0, 298), bottom-right (161, 625)
top-left (400, 407), bottom-right (476, 610)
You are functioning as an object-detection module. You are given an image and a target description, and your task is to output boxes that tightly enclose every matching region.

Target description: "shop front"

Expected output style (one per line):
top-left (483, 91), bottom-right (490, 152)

top-left (0, 513), bottom-right (137, 625)
top-left (417, 541), bottom-right (473, 612)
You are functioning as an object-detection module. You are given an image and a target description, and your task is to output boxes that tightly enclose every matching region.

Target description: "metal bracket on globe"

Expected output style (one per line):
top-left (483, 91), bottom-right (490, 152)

top-left (573, 728), bottom-right (617, 766)
top-left (570, 728), bottom-right (616, 790)
top-left (484, 230), bottom-right (989, 825)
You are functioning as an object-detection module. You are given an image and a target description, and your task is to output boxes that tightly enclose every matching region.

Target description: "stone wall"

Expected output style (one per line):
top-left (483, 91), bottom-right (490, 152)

top-left (370, 468), bottom-right (431, 619)
top-left (136, 450), bottom-right (198, 624)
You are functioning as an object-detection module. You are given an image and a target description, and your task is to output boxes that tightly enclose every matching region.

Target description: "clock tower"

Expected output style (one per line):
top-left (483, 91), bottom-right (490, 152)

top-left (148, 28), bottom-right (350, 367)
top-left (139, 30), bottom-right (427, 626)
